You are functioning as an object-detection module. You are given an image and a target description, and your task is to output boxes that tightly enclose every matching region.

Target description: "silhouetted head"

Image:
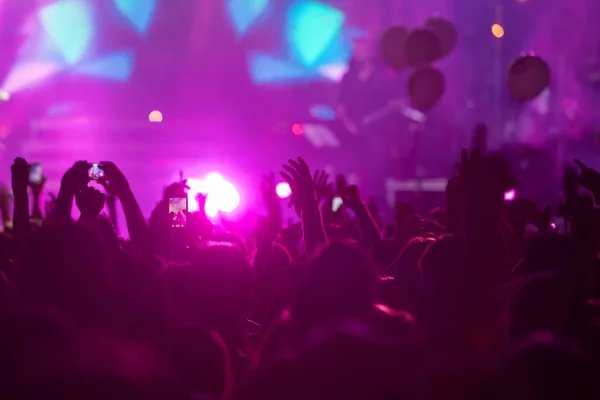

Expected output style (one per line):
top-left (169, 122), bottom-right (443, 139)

top-left (21, 222), bottom-right (109, 324)
top-left (503, 333), bottom-right (600, 400)
top-left (292, 241), bottom-right (379, 328)
top-left (171, 326), bottom-right (232, 399)
top-left (169, 244), bottom-right (255, 325)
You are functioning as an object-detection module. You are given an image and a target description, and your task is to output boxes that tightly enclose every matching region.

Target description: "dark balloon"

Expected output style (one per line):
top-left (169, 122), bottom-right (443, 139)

top-left (507, 54), bottom-right (550, 102)
top-left (404, 29), bottom-right (442, 67)
top-left (379, 26), bottom-right (409, 71)
top-left (408, 66), bottom-right (446, 112)
top-left (424, 17), bottom-right (457, 58)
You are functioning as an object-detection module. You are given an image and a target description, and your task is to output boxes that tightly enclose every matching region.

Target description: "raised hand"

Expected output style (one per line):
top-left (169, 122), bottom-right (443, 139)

top-left (281, 157), bottom-right (327, 253)
top-left (75, 186), bottom-right (106, 219)
top-left (261, 173), bottom-right (277, 204)
top-left (99, 162), bottom-right (131, 198)
top-left (574, 159), bottom-right (600, 200)
top-left (29, 174), bottom-right (47, 198)
top-left (280, 157), bottom-right (315, 212)
top-left (60, 161), bottom-right (90, 195)
top-left (287, 169), bottom-right (331, 216)
top-left (11, 158), bottom-right (29, 194)
top-left (456, 148), bottom-right (504, 212)
top-left (163, 180), bottom-right (190, 201)
top-left (313, 169), bottom-right (333, 203)
top-left (340, 184), bottom-right (362, 210)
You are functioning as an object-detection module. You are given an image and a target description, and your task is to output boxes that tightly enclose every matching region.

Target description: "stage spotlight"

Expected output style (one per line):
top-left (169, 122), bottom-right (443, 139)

top-left (0, 91), bottom-right (10, 101)
top-left (491, 24), bottom-right (504, 38)
top-left (276, 182), bottom-right (291, 198)
top-left (186, 173), bottom-right (241, 217)
top-left (504, 189), bottom-right (516, 201)
top-left (149, 110), bottom-right (162, 122)
top-left (291, 122), bottom-right (304, 136)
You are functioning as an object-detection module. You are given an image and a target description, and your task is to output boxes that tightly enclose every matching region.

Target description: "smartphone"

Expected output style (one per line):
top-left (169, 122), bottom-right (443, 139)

top-left (169, 197), bottom-right (188, 228)
top-left (89, 163), bottom-right (104, 180)
top-left (332, 196), bottom-right (343, 212)
top-left (29, 163), bottom-right (43, 184)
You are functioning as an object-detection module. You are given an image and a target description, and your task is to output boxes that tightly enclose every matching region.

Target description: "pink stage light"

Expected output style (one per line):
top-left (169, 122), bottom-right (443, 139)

top-left (186, 172), bottom-right (241, 218)
top-left (275, 182), bottom-right (291, 198)
top-left (291, 123), bottom-right (304, 136)
top-left (149, 110), bottom-right (162, 122)
top-left (504, 189), bottom-right (516, 201)
top-left (2, 61), bottom-right (62, 93)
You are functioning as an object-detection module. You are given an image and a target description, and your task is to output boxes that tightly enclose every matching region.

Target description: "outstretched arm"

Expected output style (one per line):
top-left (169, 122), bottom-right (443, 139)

top-left (342, 185), bottom-right (381, 248)
top-left (53, 161), bottom-right (90, 220)
top-left (100, 162), bottom-right (148, 245)
top-left (11, 158), bottom-right (30, 265)
top-left (281, 157), bottom-right (327, 254)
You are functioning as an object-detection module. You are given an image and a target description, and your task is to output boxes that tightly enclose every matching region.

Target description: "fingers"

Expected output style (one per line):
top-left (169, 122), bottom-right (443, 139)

top-left (281, 165), bottom-right (298, 180)
top-left (313, 170), bottom-right (329, 186)
top-left (288, 159), bottom-right (302, 173)
top-left (280, 171), bottom-right (294, 185)
top-left (296, 157), bottom-right (310, 175)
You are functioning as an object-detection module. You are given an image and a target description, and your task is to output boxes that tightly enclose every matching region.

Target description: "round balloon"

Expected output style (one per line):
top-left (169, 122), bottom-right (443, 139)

top-left (404, 29), bottom-right (442, 67)
top-left (379, 26), bottom-right (409, 71)
top-left (507, 54), bottom-right (550, 102)
top-left (424, 17), bottom-right (457, 58)
top-left (408, 66), bottom-right (446, 112)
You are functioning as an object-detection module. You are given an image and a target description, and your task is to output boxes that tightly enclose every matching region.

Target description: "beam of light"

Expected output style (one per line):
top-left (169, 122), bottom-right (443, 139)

top-left (2, 61), bottom-right (62, 93)
top-left (287, 1), bottom-right (344, 67)
top-left (74, 51), bottom-right (135, 81)
top-left (19, 31), bottom-right (67, 65)
top-left (227, 0), bottom-right (269, 36)
top-left (249, 53), bottom-right (313, 83)
top-left (187, 173), bottom-right (241, 218)
top-left (114, 0), bottom-right (158, 35)
top-left (313, 31), bottom-right (352, 65)
top-left (317, 62), bottom-right (348, 81)
top-left (39, 0), bottom-right (94, 65)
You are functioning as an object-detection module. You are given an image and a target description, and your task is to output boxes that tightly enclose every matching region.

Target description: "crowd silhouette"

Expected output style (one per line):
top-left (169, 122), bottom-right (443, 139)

top-left (0, 140), bottom-right (600, 400)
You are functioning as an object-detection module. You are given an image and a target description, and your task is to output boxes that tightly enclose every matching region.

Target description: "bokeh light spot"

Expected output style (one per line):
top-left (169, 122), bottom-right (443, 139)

top-left (491, 24), bottom-right (504, 38)
top-left (504, 189), bottom-right (516, 201)
top-left (149, 110), bottom-right (162, 123)
top-left (276, 182), bottom-right (291, 198)
top-left (292, 123), bottom-right (304, 136)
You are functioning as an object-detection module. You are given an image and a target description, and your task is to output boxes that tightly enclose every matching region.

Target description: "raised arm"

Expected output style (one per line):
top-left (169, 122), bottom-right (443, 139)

top-left (280, 157), bottom-right (327, 254)
top-left (53, 161), bottom-right (90, 220)
top-left (11, 158), bottom-right (30, 265)
top-left (341, 185), bottom-right (382, 248)
top-left (100, 162), bottom-right (148, 245)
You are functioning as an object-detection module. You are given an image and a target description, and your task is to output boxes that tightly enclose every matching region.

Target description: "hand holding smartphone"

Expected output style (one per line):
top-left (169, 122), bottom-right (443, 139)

top-left (29, 163), bottom-right (43, 185)
top-left (88, 163), bottom-right (105, 180)
top-left (169, 197), bottom-right (188, 228)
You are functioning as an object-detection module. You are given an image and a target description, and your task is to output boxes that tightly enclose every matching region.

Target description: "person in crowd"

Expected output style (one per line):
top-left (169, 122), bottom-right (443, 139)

top-left (1, 125), bottom-right (600, 400)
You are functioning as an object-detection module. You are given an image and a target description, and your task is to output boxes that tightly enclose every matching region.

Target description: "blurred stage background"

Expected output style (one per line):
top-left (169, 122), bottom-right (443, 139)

top-left (0, 0), bottom-right (599, 220)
